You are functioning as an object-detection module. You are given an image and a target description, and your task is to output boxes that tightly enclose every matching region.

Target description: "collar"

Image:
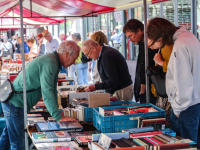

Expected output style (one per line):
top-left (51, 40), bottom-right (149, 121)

top-left (98, 46), bottom-right (103, 60)
top-left (53, 51), bottom-right (62, 70)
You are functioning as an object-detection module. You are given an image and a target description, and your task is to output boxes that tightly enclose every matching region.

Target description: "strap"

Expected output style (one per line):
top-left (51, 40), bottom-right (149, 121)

top-left (3, 44), bottom-right (10, 51)
top-left (14, 88), bottom-right (40, 94)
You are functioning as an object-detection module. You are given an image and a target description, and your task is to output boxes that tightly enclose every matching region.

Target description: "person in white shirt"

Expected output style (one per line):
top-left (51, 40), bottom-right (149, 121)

top-left (0, 37), bottom-right (12, 57)
top-left (42, 30), bottom-right (61, 53)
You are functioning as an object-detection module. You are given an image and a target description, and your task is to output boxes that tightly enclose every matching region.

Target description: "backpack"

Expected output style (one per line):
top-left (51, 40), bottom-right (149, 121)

top-left (81, 52), bottom-right (92, 63)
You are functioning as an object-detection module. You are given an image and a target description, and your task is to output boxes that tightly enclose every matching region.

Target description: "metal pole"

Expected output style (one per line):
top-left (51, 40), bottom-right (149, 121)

top-left (0, 15), bottom-right (97, 19)
top-left (82, 18), bottom-right (86, 41)
top-left (106, 13), bottom-right (109, 40)
top-left (92, 17), bottom-right (94, 32)
top-left (160, 2), bottom-right (163, 18)
top-left (64, 17), bottom-right (67, 41)
top-left (191, 0), bottom-right (197, 37)
top-left (174, 0), bottom-right (178, 26)
top-left (20, 0), bottom-right (28, 149)
top-left (128, 8), bottom-right (135, 60)
top-left (122, 10), bottom-right (127, 58)
top-left (30, 0), bottom-right (32, 17)
top-left (143, 0), bottom-right (150, 103)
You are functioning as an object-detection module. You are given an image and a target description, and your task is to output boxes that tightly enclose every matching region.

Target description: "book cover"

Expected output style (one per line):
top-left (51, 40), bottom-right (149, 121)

top-left (36, 121), bottom-right (83, 132)
top-left (69, 131), bottom-right (100, 141)
top-left (35, 141), bottom-right (83, 150)
top-left (130, 131), bottom-right (163, 138)
top-left (28, 119), bottom-right (46, 126)
top-left (122, 127), bottom-right (154, 133)
top-left (32, 131), bottom-right (71, 143)
top-left (27, 114), bottom-right (42, 117)
top-left (140, 118), bottom-right (166, 130)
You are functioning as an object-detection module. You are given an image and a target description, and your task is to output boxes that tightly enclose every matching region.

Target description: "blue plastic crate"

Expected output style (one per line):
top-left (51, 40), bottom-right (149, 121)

top-left (84, 101), bottom-right (135, 122)
top-left (0, 117), bottom-right (6, 135)
top-left (93, 103), bottom-right (166, 133)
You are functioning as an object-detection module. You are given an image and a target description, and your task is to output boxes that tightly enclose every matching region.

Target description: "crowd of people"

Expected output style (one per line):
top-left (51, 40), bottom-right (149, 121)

top-left (1, 17), bottom-right (200, 149)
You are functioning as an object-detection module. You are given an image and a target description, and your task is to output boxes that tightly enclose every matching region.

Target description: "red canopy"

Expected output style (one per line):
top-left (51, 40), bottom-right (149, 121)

top-left (0, 0), bottom-right (168, 27)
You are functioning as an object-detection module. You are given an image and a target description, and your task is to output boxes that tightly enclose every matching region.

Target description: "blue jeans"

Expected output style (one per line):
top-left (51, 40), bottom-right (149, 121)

top-left (75, 62), bottom-right (88, 85)
top-left (0, 102), bottom-right (25, 150)
top-left (68, 64), bottom-right (77, 85)
top-left (170, 103), bottom-right (200, 143)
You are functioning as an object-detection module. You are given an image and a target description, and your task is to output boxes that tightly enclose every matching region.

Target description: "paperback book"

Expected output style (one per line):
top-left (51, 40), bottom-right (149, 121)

top-left (32, 131), bottom-right (71, 143)
top-left (36, 121), bottom-right (83, 132)
top-left (35, 141), bottom-right (83, 150)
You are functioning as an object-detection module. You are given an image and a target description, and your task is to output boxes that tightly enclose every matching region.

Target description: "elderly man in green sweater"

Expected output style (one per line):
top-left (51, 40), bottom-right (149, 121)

top-left (0, 41), bottom-right (80, 150)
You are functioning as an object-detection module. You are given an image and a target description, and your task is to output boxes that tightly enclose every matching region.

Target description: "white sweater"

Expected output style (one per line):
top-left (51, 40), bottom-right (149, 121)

top-left (166, 27), bottom-right (200, 115)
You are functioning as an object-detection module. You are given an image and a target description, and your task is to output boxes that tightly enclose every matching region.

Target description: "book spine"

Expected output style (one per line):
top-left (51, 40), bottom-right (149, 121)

top-left (149, 137), bottom-right (164, 145)
top-left (121, 138), bottom-right (137, 147)
top-left (153, 135), bottom-right (169, 144)
top-left (145, 137), bottom-right (158, 145)
top-left (157, 134), bottom-right (175, 143)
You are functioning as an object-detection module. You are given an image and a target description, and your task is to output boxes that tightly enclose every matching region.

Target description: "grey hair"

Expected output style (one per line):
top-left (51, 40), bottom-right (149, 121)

top-left (82, 39), bottom-right (99, 49)
top-left (71, 32), bottom-right (81, 41)
top-left (56, 40), bottom-right (80, 55)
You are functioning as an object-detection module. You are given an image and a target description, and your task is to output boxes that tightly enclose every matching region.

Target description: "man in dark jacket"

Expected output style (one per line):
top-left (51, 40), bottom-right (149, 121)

top-left (82, 39), bottom-right (133, 101)
top-left (123, 19), bottom-right (157, 104)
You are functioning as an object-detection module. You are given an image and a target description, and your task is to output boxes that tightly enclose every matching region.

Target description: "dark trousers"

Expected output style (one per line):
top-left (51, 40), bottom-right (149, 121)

top-left (170, 103), bottom-right (200, 144)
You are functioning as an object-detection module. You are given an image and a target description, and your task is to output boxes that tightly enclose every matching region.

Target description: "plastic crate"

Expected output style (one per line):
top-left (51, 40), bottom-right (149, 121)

top-left (84, 101), bottom-right (135, 122)
top-left (93, 103), bottom-right (166, 133)
top-left (0, 117), bottom-right (6, 135)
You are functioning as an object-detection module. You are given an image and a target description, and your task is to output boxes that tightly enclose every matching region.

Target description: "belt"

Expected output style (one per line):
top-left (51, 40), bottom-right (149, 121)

top-left (114, 43), bottom-right (120, 44)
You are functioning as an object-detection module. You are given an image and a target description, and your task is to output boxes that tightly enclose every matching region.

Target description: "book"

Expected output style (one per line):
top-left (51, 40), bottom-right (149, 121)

top-left (35, 141), bottom-right (83, 150)
top-left (153, 135), bottom-right (169, 144)
top-left (98, 133), bottom-right (112, 150)
top-left (30, 109), bottom-right (44, 113)
top-left (27, 114), bottom-right (42, 118)
top-left (139, 118), bottom-right (166, 130)
top-left (36, 121), bottom-right (83, 132)
top-left (129, 131), bottom-right (163, 138)
top-left (155, 143), bottom-right (191, 150)
top-left (74, 136), bottom-right (92, 146)
top-left (92, 132), bottom-right (129, 141)
top-left (122, 127), bottom-right (154, 133)
top-left (69, 131), bottom-right (100, 141)
top-left (32, 131), bottom-right (71, 143)
top-left (91, 142), bottom-right (105, 150)
top-left (28, 119), bottom-right (46, 126)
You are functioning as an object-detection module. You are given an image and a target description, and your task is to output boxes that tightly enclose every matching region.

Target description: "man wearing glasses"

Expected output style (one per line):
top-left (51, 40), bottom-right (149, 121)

top-left (123, 19), bottom-right (157, 104)
top-left (82, 39), bottom-right (133, 101)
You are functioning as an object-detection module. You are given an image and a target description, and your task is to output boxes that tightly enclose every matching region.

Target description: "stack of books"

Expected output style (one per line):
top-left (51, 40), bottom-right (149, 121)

top-left (60, 106), bottom-right (85, 121)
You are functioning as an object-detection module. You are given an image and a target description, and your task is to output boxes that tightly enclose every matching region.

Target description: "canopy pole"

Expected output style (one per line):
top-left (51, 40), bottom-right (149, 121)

top-left (30, 0), bottom-right (32, 17)
top-left (19, 0), bottom-right (28, 149)
top-left (143, 0), bottom-right (150, 103)
top-left (64, 17), bottom-right (67, 41)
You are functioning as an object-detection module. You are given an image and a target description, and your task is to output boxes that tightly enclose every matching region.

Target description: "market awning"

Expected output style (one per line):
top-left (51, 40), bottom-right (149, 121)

top-left (0, 0), bottom-right (169, 27)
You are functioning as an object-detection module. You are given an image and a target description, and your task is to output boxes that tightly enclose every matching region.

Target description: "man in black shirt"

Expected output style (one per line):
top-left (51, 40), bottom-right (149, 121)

top-left (82, 39), bottom-right (133, 101)
top-left (123, 19), bottom-right (157, 104)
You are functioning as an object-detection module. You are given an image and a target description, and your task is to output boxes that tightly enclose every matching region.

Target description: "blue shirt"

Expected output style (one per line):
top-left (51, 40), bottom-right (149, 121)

top-left (111, 31), bottom-right (123, 44)
top-left (46, 36), bottom-right (61, 53)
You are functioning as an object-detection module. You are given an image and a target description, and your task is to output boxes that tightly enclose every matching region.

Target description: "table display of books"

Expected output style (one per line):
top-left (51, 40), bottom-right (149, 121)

top-left (24, 99), bottom-right (198, 150)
